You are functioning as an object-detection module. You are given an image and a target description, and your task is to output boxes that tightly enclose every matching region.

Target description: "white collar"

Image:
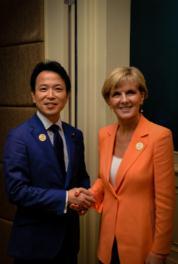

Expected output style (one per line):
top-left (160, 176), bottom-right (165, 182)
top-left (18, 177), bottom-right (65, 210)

top-left (36, 111), bottom-right (63, 130)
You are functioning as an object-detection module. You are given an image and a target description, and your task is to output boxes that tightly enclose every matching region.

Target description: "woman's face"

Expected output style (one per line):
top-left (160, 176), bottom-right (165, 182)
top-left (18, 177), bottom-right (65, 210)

top-left (108, 81), bottom-right (144, 122)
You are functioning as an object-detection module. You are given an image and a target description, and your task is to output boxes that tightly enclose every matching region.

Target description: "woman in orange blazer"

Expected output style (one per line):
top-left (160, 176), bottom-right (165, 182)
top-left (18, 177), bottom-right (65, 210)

top-left (91, 67), bottom-right (175, 264)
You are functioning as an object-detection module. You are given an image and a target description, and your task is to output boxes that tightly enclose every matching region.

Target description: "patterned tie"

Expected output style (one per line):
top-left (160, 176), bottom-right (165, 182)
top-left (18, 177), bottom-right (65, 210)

top-left (49, 124), bottom-right (66, 178)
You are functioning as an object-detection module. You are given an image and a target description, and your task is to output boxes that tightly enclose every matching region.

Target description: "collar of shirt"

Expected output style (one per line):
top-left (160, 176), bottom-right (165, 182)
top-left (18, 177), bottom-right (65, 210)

top-left (36, 111), bottom-right (63, 131)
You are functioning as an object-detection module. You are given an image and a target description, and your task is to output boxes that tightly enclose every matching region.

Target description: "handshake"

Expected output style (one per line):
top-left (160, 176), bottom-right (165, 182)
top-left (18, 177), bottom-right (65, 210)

top-left (68, 188), bottom-right (95, 215)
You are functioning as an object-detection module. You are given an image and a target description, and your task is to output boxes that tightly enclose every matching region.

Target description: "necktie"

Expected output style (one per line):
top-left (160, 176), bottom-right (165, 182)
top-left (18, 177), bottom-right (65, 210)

top-left (49, 124), bottom-right (66, 177)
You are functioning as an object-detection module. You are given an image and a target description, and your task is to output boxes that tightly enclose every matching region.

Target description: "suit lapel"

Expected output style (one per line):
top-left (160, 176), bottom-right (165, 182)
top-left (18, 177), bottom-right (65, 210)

top-left (62, 123), bottom-right (76, 186)
top-left (28, 115), bottom-right (61, 175)
top-left (115, 115), bottom-right (149, 192)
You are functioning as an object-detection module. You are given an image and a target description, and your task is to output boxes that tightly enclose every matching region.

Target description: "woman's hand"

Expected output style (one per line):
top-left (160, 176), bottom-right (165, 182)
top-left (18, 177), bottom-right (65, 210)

top-left (68, 187), bottom-right (95, 209)
top-left (68, 188), bottom-right (95, 215)
top-left (145, 252), bottom-right (166, 264)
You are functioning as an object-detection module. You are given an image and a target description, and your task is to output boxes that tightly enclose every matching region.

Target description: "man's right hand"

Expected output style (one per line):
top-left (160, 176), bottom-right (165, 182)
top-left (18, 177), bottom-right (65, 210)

top-left (68, 188), bottom-right (95, 209)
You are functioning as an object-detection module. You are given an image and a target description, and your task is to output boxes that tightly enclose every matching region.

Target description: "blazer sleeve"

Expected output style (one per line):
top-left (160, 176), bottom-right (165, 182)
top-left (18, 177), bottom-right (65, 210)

top-left (151, 129), bottom-right (176, 254)
top-left (3, 130), bottom-right (66, 215)
top-left (90, 129), bottom-right (105, 213)
top-left (90, 178), bottom-right (104, 213)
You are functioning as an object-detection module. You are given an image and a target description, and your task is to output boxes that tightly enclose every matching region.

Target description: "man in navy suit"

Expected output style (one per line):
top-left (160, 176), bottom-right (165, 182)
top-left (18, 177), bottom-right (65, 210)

top-left (3, 61), bottom-right (94, 264)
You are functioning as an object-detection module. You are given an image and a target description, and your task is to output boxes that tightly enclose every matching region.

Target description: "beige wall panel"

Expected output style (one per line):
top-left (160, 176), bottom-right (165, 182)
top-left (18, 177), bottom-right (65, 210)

top-left (167, 173), bottom-right (178, 263)
top-left (0, 0), bottom-right (44, 46)
top-left (173, 181), bottom-right (178, 244)
top-left (0, 43), bottom-right (44, 106)
top-left (77, 1), bottom-right (107, 263)
top-left (0, 165), bottom-right (16, 221)
top-left (176, 173), bottom-right (178, 186)
top-left (0, 218), bottom-right (13, 264)
top-left (107, 0), bottom-right (130, 73)
top-left (0, 107), bottom-right (36, 161)
top-left (77, 1), bottom-right (131, 263)
top-left (105, 0), bottom-right (131, 123)
top-left (173, 202), bottom-right (178, 245)
top-left (44, 0), bottom-right (70, 123)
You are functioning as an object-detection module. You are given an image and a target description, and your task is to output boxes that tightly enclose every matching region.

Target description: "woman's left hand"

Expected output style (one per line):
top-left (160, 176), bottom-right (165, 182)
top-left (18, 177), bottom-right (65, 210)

top-left (145, 252), bottom-right (166, 264)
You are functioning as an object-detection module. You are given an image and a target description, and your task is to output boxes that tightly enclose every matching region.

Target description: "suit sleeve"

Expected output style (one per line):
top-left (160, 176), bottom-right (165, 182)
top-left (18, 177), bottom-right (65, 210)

top-left (151, 129), bottom-right (176, 254)
top-left (3, 130), bottom-right (66, 215)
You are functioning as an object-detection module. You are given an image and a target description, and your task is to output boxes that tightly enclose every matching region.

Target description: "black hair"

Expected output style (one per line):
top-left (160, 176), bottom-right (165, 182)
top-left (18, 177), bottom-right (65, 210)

top-left (30, 60), bottom-right (71, 94)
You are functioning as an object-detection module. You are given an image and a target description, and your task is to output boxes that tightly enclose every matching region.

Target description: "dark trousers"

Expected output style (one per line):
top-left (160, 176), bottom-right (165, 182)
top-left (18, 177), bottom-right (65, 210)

top-left (14, 218), bottom-right (78, 264)
top-left (14, 254), bottom-right (77, 264)
top-left (14, 234), bottom-right (78, 264)
top-left (110, 239), bottom-right (120, 264)
top-left (99, 238), bottom-right (120, 264)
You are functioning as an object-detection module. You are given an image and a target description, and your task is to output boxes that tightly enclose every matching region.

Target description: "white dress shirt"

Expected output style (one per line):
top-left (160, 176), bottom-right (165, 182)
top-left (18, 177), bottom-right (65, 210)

top-left (110, 156), bottom-right (122, 186)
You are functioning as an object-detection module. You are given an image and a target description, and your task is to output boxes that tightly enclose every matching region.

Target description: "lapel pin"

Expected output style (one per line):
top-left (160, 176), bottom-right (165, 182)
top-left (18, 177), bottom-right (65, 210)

top-left (136, 142), bottom-right (144, 151)
top-left (71, 132), bottom-right (76, 138)
top-left (38, 134), bottom-right (47, 142)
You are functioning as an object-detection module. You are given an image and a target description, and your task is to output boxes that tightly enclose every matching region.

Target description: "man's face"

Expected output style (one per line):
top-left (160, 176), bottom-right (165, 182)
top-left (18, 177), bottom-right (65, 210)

top-left (31, 71), bottom-right (68, 122)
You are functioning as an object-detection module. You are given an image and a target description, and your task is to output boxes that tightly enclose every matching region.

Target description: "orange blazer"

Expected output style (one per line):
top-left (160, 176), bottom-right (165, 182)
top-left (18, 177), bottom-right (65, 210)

top-left (91, 115), bottom-right (175, 264)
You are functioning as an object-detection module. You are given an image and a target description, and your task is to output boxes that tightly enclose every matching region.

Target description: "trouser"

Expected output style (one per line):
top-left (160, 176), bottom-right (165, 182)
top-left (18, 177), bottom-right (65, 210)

top-left (14, 253), bottom-right (77, 264)
top-left (99, 238), bottom-right (120, 264)
top-left (14, 233), bottom-right (78, 264)
top-left (110, 239), bottom-right (120, 264)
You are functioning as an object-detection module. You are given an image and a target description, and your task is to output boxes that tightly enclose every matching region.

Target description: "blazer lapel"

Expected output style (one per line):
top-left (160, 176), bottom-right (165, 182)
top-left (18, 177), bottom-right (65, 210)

top-left (115, 115), bottom-right (149, 192)
top-left (103, 124), bottom-right (118, 183)
top-left (100, 124), bottom-right (119, 197)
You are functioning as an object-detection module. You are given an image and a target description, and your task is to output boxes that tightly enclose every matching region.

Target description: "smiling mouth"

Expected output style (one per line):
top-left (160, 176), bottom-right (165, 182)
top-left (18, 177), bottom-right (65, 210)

top-left (119, 106), bottom-right (132, 110)
top-left (44, 103), bottom-right (58, 109)
top-left (45, 102), bottom-right (57, 106)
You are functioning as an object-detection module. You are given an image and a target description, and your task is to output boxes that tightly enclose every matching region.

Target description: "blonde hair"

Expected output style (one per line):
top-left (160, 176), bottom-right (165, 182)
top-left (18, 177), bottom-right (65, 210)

top-left (102, 66), bottom-right (148, 102)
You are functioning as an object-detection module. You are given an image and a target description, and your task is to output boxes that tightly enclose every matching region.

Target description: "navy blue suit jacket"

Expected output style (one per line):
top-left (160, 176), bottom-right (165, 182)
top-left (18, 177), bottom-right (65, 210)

top-left (3, 114), bottom-right (90, 259)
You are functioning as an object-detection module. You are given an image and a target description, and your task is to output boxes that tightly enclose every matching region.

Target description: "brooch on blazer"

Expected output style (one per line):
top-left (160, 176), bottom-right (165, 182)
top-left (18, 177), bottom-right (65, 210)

top-left (136, 142), bottom-right (144, 151)
top-left (38, 134), bottom-right (47, 142)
